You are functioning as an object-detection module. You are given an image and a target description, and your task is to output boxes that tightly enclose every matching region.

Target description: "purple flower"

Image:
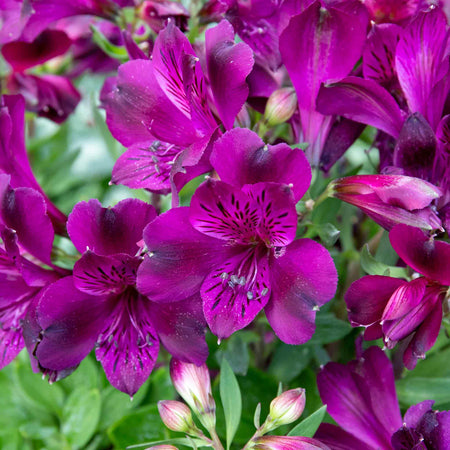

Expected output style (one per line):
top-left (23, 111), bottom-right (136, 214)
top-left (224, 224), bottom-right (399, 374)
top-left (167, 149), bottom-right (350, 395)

top-left (137, 129), bottom-right (337, 343)
top-left (0, 175), bottom-right (63, 370)
top-left (279, 0), bottom-right (369, 166)
top-left (26, 199), bottom-right (208, 395)
top-left (330, 174), bottom-right (442, 231)
top-left (316, 346), bottom-right (450, 450)
top-left (102, 19), bottom-right (254, 196)
top-left (345, 224), bottom-right (450, 369)
top-left (0, 94), bottom-right (67, 233)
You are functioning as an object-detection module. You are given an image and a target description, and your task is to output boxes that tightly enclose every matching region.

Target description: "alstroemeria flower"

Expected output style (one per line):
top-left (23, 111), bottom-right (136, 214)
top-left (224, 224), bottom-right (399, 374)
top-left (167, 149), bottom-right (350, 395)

top-left (26, 199), bottom-right (208, 395)
top-left (279, 0), bottom-right (369, 166)
top-left (345, 224), bottom-right (450, 369)
top-left (137, 129), bottom-right (337, 343)
top-left (0, 175), bottom-right (63, 370)
top-left (317, 8), bottom-right (450, 169)
top-left (330, 174), bottom-right (442, 231)
top-left (103, 19), bottom-right (254, 197)
top-left (0, 94), bottom-right (67, 233)
top-left (316, 346), bottom-right (450, 450)
top-left (251, 436), bottom-right (330, 450)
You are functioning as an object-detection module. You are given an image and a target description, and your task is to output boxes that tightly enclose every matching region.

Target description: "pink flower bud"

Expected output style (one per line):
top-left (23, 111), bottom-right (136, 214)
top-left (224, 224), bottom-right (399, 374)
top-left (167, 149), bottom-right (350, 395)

top-left (251, 435), bottom-right (330, 450)
top-left (264, 87), bottom-right (297, 126)
top-left (268, 388), bottom-right (306, 426)
top-left (170, 359), bottom-right (216, 429)
top-left (157, 400), bottom-right (195, 433)
top-left (329, 174), bottom-right (442, 231)
top-left (146, 446), bottom-right (179, 450)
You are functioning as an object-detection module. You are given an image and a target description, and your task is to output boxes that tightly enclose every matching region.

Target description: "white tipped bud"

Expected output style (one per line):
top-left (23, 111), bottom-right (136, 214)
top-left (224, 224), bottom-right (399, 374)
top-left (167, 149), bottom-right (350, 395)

top-left (157, 400), bottom-right (196, 433)
top-left (264, 88), bottom-right (297, 126)
top-left (170, 359), bottom-right (216, 429)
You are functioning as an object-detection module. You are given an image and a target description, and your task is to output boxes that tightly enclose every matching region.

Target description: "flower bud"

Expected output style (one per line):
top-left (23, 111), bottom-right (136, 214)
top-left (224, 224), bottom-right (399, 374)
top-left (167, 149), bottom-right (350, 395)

top-left (250, 436), bottom-right (329, 450)
top-left (264, 87), bottom-right (297, 126)
top-left (157, 400), bottom-right (196, 433)
top-left (329, 174), bottom-right (443, 231)
top-left (269, 388), bottom-right (306, 426)
top-left (145, 446), bottom-right (179, 450)
top-left (170, 359), bottom-right (216, 429)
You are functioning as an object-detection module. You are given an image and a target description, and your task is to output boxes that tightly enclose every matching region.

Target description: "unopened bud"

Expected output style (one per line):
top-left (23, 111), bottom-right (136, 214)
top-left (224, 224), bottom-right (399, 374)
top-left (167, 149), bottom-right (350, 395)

top-left (251, 436), bottom-right (329, 450)
top-left (170, 359), bottom-right (216, 429)
top-left (158, 400), bottom-right (196, 433)
top-left (145, 446), bottom-right (179, 450)
top-left (268, 388), bottom-right (306, 426)
top-left (264, 88), bottom-right (297, 126)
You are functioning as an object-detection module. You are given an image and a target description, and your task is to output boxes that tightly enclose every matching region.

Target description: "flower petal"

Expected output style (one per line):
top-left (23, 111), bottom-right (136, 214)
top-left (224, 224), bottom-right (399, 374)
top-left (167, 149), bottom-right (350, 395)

top-left (202, 248), bottom-right (271, 339)
top-left (189, 179), bottom-right (260, 244)
top-left (96, 292), bottom-right (160, 396)
top-left (315, 423), bottom-right (370, 450)
top-left (137, 207), bottom-right (233, 302)
top-left (0, 175), bottom-right (54, 264)
top-left (316, 76), bottom-right (405, 138)
top-left (205, 20), bottom-right (254, 130)
top-left (1, 30), bottom-right (71, 72)
top-left (111, 140), bottom-right (180, 192)
top-left (67, 198), bottom-right (156, 256)
top-left (345, 275), bottom-right (406, 327)
top-left (102, 59), bottom-right (197, 147)
top-left (210, 128), bottom-right (311, 201)
top-left (389, 224), bottom-right (450, 285)
top-left (73, 252), bottom-right (140, 296)
top-left (33, 277), bottom-right (111, 371)
top-left (395, 9), bottom-right (449, 129)
top-left (147, 294), bottom-right (208, 365)
top-left (265, 238), bottom-right (337, 344)
top-left (244, 182), bottom-right (298, 247)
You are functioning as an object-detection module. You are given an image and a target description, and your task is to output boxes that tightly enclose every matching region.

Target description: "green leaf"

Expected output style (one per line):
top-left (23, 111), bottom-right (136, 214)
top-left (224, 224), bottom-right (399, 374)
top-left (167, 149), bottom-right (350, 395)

top-left (216, 334), bottom-right (251, 375)
top-left (220, 358), bottom-right (242, 450)
top-left (61, 388), bottom-right (101, 449)
top-left (360, 244), bottom-right (408, 278)
top-left (268, 344), bottom-right (312, 383)
top-left (396, 378), bottom-right (450, 407)
top-left (14, 361), bottom-right (65, 416)
top-left (90, 25), bottom-right (129, 61)
top-left (306, 312), bottom-right (352, 345)
top-left (288, 405), bottom-right (327, 438)
top-left (315, 223), bottom-right (340, 247)
top-left (107, 405), bottom-right (166, 449)
top-left (253, 403), bottom-right (261, 429)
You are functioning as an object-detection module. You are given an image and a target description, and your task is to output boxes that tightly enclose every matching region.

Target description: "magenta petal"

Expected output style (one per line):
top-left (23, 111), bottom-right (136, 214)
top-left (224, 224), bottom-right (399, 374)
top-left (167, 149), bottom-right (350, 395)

top-left (316, 76), bottom-right (405, 138)
top-left (111, 140), bottom-right (180, 192)
top-left (404, 401), bottom-right (435, 428)
top-left (265, 238), bottom-right (337, 344)
top-left (315, 423), bottom-right (370, 450)
top-left (279, 1), bottom-right (368, 163)
top-left (317, 347), bottom-right (402, 450)
top-left (190, 179), bottom-right (260, 244)
top-left (67, 198), bottom-right (156, 256)
top-left (202, 248), bottom-right (271, 339)
top-left (382, 286), bottom-right (440, 343)
top-left (34, 277), bottom-right (110, 371)
top-left (137, 207), bottom-right (233, 302)
top-left (393, 113), bottom-right (437, 180)
top-left (210, 128), bottom-right (312, 201)
top-left (73, 252), bottom-right (140, 296)
top-left (0, 175), bottom-right (54, 264)
top-left (403, 291), bottom-right (443, 369)
top-left (1, 30), bottom-right (71, 72)
top-left (205, 20), bottom-right (254, 130)
top-left (9, 73), bottom-right (81, 123)
top-left (244, 183), bottom-right (298, 247)
top-left (381, 277), bottom-right (427, 321)
top-left (102, 59), bottom-right (197, 147)
top-left (147, 294), bottom-right (208, 365)
top-left (96, 292), bottom-right (160, 396)
top-left (252, 435), bottom-right (330, 450)
top-left (152, 20), bottom-right (196, 120)
top-left (363, 23), bottom-right (402, 86)
top-left (389, 224), bottom-right (450, 285)
top-left (345, 275), bottom-right (405, 328)
top-left (395, 9), bottom-right (449, 129)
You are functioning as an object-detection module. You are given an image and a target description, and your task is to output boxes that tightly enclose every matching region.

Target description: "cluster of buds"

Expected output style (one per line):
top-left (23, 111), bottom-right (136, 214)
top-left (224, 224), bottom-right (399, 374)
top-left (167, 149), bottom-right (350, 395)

top-left (156, 359), bottom-right (328, 450)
